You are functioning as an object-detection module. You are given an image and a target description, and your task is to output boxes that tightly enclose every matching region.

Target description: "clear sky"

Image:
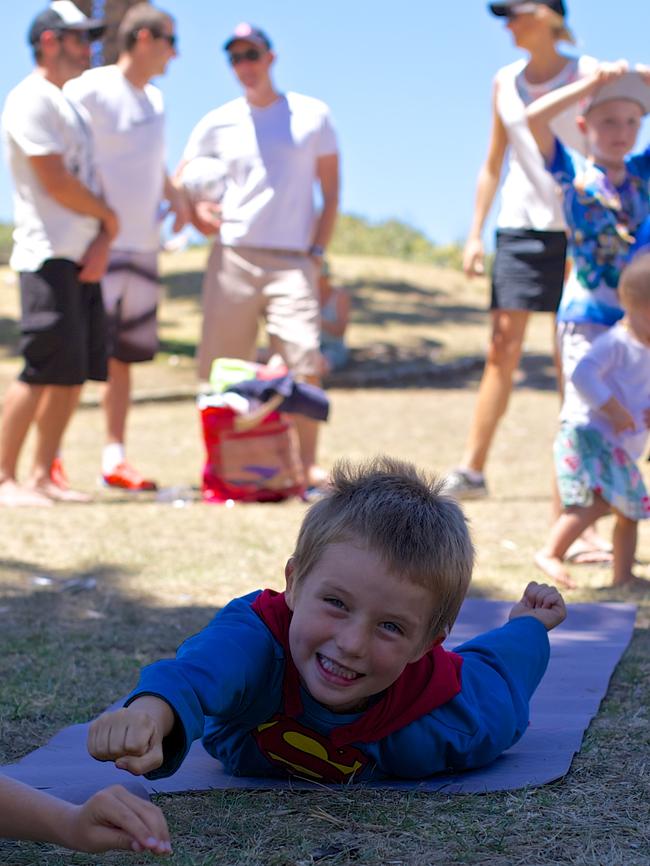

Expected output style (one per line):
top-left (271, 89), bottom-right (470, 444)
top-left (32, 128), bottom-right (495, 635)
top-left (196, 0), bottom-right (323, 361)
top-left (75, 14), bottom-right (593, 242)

top-left (1, 0), bottom-right (649, 245)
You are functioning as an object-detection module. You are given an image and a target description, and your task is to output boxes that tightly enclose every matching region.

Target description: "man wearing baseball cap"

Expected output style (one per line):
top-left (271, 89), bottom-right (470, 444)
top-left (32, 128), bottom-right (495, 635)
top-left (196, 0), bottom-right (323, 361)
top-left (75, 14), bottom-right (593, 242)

top-left (0, 2), bottom-right (117, 506)
top-left (179, 23), bottom-right (340, 492)
top-left (63, 3), bottom-right (187, 493)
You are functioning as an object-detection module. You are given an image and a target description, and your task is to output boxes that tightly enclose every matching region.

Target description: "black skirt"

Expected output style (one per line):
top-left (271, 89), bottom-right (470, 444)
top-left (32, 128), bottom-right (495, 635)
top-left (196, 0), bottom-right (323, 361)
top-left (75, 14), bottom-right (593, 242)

top-left (490, 228), bottom-right (568, 312)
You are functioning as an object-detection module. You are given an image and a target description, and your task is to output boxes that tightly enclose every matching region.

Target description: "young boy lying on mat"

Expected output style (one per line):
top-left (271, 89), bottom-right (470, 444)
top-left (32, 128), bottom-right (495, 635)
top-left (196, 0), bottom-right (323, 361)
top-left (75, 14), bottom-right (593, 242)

top-left (88, 457), bottom-right (566, 783)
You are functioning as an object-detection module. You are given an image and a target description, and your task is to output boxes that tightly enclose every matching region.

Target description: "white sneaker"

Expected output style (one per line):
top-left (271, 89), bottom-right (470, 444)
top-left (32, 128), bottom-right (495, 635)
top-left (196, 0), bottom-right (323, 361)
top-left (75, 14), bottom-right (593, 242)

top-left (444, 469), bottom-right (488, 500)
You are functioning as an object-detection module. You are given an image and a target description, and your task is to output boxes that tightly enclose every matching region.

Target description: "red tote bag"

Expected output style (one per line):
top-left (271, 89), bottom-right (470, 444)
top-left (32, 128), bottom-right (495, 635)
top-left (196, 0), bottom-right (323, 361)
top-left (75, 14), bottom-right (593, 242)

top-left (200, 403), bottom-right (305, 503)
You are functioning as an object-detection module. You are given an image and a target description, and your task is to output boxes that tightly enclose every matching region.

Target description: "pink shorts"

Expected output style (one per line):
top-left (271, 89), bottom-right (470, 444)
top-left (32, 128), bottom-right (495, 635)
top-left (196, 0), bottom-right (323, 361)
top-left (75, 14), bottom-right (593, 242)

top-left (198, 245), bottom-right (321, 381)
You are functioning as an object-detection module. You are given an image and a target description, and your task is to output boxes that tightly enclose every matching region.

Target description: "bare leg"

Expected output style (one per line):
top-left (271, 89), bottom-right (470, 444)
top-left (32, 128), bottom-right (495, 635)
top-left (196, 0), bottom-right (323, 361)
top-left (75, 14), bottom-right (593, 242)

top-left (552, 316), bottom-right (612, 559)
top-left (103, 358), bottom-right (130, 446)
top-left (535, 496), bottom-right (611, 588)
top-left (550, 315), bottom-right (564, 521)
top-left (0, 380), bottom-right (44, 481)
top-left (611, 512), bottom-right (637, 586)
top-left (0, 381), bottom-right (52, 506)
top-left (459, 309), bottom-right (529, 473)
top-left (551, 312), bottom-right (562, 401)
top-left (30, 385), bottom-right (88, 501)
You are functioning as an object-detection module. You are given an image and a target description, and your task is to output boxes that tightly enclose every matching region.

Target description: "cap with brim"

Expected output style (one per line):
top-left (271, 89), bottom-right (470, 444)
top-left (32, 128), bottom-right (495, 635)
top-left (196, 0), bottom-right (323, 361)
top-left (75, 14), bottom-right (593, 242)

top-left (586, 71), bottom-right (650, 116)
top-left (489, 0), bottom-right (566, 15)
top-left (28, 0), bottom-right (105, 45)
top-left (223, 22), bottom-right (271, 52)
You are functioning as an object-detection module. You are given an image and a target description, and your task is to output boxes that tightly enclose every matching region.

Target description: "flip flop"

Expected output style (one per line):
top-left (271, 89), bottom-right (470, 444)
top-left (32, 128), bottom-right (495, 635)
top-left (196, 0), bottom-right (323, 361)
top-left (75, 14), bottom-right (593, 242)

top-left (565, 540), bottom-right (613, 566)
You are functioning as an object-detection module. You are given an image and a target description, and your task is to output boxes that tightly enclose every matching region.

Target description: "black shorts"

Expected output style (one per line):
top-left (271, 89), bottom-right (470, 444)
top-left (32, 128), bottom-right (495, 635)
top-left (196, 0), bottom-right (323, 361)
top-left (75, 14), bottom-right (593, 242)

top-left (19, 258), bottom-right (108, 386)
top-left (490, 228), bottom-right (568, 313)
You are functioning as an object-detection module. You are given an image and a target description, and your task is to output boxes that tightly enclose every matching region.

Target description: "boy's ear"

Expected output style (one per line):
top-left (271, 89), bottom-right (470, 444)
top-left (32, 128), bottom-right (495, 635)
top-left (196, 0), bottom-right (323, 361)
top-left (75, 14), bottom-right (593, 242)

top-left (576, 115), bottom-right (587, 135)
top-left (410, 630), bottom-right (446, 663)
top-left (284, 558), bottom-right (296, 609)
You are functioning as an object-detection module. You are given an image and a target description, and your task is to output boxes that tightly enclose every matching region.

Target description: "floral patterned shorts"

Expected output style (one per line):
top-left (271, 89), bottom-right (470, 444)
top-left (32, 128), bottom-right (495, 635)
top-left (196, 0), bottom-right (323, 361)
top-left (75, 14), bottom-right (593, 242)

top-left (554, 425), bottom-right (650, 521)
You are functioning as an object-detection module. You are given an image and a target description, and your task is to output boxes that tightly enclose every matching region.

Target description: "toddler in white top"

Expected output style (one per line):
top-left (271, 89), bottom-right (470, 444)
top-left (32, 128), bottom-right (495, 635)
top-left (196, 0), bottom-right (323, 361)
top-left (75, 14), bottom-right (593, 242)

top-left (535, 253), bottom-right (650, 588)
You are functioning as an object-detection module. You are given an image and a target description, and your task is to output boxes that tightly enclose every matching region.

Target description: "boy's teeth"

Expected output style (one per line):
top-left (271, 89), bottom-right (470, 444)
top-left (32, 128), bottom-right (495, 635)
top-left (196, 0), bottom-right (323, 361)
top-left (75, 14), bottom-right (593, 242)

top-left (319, 654), bottom-right (360, 680)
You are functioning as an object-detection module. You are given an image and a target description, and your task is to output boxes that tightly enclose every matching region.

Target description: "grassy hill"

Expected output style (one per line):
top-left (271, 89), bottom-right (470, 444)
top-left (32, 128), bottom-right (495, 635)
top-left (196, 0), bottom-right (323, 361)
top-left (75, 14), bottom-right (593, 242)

top-left (0, 215), bottom-right (464, 269)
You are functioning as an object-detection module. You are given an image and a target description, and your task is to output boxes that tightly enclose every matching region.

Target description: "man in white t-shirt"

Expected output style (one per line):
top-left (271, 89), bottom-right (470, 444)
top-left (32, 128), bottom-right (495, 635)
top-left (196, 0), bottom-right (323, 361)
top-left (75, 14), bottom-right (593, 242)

top-left (179, 23), bottom-right (340, 491)
top-left (64, 3), bottom-right (186, 492)
top-left (0, 1), bottom-right (118, 507)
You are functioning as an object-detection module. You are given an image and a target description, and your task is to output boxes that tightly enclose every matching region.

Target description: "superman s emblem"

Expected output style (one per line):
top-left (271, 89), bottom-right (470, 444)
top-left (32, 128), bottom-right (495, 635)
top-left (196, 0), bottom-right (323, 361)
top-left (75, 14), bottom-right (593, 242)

top-left (252, 715), bottom-right (368, 782)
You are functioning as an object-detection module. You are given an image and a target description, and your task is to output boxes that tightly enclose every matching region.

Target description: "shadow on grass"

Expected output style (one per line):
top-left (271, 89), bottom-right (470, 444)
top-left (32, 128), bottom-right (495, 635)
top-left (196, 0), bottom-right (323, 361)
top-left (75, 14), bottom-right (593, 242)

top-left (327, 348), bottom-right (558, 392)
top-left (0, 556), bottom-right (494, 766)
top-left (347, 277), bottom-right (485, 331)
top-left (162, 269), bottom-right (203, 301)
top-left (158, 337), bottom-right (197, 358)
top-left (160, 270), bottom-right (486, 333)
top-left (0, 559), bottom-right (217, 763)
top-left (158, 269), bottom-right (559, 392)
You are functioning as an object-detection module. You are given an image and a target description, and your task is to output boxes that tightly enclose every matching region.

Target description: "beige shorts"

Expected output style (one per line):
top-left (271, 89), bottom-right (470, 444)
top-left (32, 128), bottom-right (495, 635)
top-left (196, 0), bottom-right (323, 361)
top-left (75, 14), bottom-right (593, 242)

top-left (102, 250), bottom-right (160, 363)
top-left (198, 244), bottom-right (321, 381)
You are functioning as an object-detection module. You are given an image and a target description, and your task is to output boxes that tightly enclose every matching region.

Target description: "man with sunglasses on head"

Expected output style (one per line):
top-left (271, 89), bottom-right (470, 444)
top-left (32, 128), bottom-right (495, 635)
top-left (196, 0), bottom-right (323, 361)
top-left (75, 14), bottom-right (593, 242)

top-left (0, 1), bottom-right (116, 507)
top-left (63, 3), bottom-right (188, 493)
top-left (180, 23), bottom-right (340, 493)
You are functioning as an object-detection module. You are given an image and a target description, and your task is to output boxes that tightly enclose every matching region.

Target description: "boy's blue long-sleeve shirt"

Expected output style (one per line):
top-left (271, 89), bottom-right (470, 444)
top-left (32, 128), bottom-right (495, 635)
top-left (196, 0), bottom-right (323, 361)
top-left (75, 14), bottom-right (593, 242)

top-left (127, 591), bottom-right (550, 783)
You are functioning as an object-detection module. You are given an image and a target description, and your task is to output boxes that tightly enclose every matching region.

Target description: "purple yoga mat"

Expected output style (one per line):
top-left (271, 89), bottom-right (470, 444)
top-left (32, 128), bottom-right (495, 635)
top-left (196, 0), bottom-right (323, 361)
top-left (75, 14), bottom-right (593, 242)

top-left (1, 601), bottom-right (636, 799)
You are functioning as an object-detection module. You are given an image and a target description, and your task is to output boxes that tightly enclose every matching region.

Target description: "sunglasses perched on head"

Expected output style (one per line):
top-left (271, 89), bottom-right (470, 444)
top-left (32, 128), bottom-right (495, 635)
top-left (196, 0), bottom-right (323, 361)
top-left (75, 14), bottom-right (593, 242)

top-left (504, 3), bottom-right (540, 18)
top-left (228, 47), bottom-right (262, 66)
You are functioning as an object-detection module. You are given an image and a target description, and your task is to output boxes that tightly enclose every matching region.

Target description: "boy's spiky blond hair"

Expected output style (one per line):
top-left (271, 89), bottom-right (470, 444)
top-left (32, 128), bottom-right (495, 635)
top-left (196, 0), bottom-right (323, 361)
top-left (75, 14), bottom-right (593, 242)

top-left (291, 456), bottom-right (474, 641)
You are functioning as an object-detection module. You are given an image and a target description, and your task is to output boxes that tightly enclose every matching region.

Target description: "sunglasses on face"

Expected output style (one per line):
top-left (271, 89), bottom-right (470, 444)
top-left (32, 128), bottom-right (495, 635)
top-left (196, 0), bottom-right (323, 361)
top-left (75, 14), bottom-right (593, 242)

top-left (228, 47), bottom-right (262, 66)
top-left (59, 30), bottom-right (91, 45)
top-left (155, 32), bottom-right (177, 48)
top-left (136, 27), bottom-right (177, 48)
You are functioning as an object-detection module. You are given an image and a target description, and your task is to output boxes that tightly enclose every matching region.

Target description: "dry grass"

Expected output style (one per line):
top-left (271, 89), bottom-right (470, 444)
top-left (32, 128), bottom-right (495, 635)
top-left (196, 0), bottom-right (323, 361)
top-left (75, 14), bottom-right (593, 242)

top-left (0, 252), bottom-right (648, 865)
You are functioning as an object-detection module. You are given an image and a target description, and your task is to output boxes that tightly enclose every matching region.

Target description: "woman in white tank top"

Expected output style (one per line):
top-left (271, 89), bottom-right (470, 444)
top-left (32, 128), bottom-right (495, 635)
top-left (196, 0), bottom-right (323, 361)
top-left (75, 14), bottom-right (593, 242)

top-left (446, 0), bottom-right (597, 501)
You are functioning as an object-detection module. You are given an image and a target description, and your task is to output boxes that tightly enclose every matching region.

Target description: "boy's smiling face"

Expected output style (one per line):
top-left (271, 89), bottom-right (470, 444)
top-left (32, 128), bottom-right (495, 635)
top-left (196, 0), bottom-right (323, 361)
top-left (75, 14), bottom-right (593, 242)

top-left (285, 540), bottom-right (441, 713)
top-left (579, 98), bottom-right (644, 167)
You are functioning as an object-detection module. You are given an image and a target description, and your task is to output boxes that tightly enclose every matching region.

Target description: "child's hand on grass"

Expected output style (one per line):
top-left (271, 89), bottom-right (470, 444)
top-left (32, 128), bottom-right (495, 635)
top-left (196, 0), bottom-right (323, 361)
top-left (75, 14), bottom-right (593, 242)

top-left (88, 697), bottom-right (173, 776)
top-left (509, 581), bottom-right (567, 631)
top-left (63, 785), bottom-right (171, 855)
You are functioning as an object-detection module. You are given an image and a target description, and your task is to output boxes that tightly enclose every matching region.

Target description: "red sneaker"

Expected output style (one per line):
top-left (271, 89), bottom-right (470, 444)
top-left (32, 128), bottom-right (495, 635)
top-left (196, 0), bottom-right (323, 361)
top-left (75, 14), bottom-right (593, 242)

top-left (48, 459), bottom-right (92, 502)
top-left (102, 462), bottom-right (158, 492)
top-left (50, 457), bottom-right (70, 490)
